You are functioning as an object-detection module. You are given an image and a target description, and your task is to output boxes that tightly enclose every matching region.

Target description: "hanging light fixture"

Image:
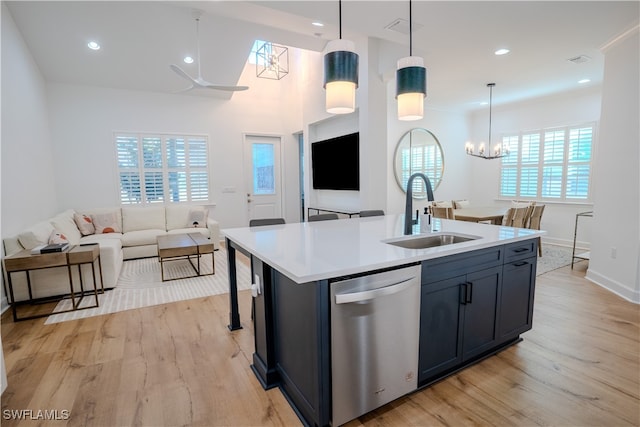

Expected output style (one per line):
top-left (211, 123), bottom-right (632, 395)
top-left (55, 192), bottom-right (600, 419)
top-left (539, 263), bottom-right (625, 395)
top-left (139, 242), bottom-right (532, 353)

top-left (465, 83), bottom-right (511, 159)
top-left (323, 0), bottom-right (359, 114)
top-left (396, 0), bottom-right (426, 121)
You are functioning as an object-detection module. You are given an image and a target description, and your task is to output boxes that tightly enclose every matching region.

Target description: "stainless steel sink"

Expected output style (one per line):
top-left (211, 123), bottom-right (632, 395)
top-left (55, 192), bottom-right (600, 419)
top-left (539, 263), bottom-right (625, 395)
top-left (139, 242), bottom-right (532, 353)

top-left (384, 233), bottom-right (479, 249)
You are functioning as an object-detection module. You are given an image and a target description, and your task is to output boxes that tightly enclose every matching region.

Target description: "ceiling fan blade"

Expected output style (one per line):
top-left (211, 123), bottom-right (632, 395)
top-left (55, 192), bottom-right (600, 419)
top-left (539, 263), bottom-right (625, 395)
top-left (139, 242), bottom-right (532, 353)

top-left (170, 64), bottom-right (197, 84)
top-left (170, 14), bottom-right (250, 94)
top-left (199, 82), bottom-right (249, 92)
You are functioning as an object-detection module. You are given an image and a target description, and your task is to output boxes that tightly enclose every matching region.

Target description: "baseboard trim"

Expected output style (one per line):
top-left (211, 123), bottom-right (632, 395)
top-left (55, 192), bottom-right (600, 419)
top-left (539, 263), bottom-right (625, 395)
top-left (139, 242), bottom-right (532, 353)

top-left (585, 269), bottom-right (640, 304)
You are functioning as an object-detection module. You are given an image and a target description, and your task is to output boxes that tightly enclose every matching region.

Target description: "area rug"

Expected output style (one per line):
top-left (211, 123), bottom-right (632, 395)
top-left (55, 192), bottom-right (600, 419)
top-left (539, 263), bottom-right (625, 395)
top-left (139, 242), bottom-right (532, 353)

top-left (45, 247), bottom-right (251, 324)
top-left (536, 244), bottom-right (574, 275)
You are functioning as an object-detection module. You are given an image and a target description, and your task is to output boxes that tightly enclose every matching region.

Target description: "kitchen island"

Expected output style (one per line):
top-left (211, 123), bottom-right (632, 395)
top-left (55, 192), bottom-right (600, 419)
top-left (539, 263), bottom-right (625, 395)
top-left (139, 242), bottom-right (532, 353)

top-left (223, 215), bottom-right (544, 426)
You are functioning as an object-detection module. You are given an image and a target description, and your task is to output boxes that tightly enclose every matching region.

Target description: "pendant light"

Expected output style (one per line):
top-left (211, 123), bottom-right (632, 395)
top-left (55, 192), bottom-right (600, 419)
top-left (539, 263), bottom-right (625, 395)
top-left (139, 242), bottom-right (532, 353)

top-left (396, 0), bottom-right (426, 121)
top-left (323, 0), bottom-right (359, 114)
top-left (465, 83), bottom-right (511, 159)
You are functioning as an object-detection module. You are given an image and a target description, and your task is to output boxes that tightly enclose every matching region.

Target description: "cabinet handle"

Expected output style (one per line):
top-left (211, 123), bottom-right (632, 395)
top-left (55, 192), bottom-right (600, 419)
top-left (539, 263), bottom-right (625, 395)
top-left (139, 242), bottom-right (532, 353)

top-left (460, 284), bottom-right (467, 305)
top-left (513, 261), bottom-right (529, 267)
top-left (513, 247), bottom-right (529, 253)
top-left (466, 282), bottom-right (473, 304)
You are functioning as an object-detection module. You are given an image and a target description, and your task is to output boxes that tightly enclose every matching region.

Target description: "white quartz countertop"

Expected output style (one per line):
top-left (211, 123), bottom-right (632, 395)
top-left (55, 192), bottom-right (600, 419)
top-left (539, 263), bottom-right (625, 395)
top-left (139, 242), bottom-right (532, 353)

top-left (222, 214), bottom-right (545, 284)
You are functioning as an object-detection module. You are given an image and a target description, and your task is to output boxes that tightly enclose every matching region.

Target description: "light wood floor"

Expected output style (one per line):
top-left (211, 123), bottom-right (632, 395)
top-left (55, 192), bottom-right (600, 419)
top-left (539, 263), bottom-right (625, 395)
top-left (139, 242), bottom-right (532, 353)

top-left (2, 260), bottom-right (638, 426)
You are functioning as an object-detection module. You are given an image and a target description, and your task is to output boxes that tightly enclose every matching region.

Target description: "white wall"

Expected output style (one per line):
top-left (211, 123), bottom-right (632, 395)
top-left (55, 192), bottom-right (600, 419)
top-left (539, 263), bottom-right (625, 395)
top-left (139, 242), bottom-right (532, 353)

top-left (465, 87), bottom-right (602, 248)
top-left (1, 5), bottom-right (58, 312)
top-left (586, 27), bottom-right (640, 303)
top-left (1, 5), bottom-right (58, 235)
top-left (386, 98), bottom-right (471, 216)
top-left (45, 48), bottom-right (305, 230)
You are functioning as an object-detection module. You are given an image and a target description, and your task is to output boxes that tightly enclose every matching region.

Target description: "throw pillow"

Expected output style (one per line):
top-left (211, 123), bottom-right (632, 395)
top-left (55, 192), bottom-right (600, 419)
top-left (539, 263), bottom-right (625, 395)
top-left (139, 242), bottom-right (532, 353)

top-left (74, 213), bottom-right (95, 236)
top-left (187, 209), bottom-right (207, 228)
top-left (92, 212), bottom-right (121, 234)
top-left (17, 221), bottom-right (55, 250)
top-left (48, 230), bottom-right (69, 244)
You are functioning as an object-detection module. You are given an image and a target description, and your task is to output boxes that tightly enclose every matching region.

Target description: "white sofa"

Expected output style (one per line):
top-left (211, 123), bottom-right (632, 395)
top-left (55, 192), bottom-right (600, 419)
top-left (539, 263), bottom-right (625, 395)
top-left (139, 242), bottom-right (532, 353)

top-left (3, 205), bottom-right (220, 302)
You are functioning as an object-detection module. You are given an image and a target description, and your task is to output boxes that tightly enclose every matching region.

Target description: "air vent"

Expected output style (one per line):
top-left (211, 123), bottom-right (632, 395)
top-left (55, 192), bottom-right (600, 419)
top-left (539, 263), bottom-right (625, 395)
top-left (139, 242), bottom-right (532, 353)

top-left (568, 55), bottom-right (592, 64)
top-left (385, 18), bottom-right (423, 35)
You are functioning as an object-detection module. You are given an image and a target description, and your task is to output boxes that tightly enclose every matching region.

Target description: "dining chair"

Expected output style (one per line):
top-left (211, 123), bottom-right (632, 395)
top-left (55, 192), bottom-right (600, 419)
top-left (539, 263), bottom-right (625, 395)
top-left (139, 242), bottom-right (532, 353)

top-left (526, 204), bottom-right (545, 256)
top-left (359, 210), bottom-right (385, 217)
top-left (431, 206), bottom-right (455, 219)
top-left (503, 206), bottom-right (531, 228)
top-left (249, 218), bottom-right (286, 227)
top-left (308, 213), bottom-right (339, 222)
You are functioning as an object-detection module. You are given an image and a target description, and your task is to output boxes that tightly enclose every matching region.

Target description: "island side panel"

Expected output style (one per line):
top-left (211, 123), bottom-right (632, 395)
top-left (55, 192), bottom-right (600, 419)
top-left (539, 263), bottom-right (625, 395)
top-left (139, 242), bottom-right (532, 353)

top-left (273, 271), bottom-right (331, 427)
top-left (251, 257), bottom-right (279, 389)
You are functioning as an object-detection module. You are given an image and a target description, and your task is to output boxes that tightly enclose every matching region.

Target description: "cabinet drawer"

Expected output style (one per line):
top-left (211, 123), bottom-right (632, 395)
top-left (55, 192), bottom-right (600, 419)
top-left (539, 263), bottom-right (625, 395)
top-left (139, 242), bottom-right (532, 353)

top-left (504, 239), bottom-right (538, 262)
top-left (422, 246), bottom-right (503, 284)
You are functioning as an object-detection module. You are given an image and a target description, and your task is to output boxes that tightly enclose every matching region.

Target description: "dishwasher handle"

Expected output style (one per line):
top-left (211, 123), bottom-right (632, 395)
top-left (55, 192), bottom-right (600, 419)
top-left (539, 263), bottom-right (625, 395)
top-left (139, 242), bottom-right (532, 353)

top-left (335, 277), bottom-right (416, 304)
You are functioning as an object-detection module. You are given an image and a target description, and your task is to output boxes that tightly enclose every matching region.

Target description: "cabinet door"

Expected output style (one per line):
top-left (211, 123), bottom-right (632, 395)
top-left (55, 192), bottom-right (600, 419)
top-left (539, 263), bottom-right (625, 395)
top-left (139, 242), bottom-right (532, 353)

top-left (462, 266), bottom-right (502, 361)
top-left (499, 257), bottom-right (536, 341)
top-left (418, 276), bottom-right (465, 384)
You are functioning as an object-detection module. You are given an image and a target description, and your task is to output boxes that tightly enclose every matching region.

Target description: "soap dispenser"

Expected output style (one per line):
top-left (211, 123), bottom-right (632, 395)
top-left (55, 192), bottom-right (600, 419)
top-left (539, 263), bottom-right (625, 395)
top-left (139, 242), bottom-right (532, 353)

top-left (420, 206), bottom-right (432, 233)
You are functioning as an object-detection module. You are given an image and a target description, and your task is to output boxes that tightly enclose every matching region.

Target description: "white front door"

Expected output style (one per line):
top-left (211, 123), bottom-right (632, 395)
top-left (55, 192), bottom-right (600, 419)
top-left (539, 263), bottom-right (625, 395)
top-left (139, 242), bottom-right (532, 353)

top-left (244, 134), bottom-right (283, 221)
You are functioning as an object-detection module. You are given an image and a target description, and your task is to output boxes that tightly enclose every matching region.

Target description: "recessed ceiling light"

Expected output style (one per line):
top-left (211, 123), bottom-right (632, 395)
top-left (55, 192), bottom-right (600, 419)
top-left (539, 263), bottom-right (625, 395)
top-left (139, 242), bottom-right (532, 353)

top-left (578, 78), bottom-right (591, 84)
top-left (184, 56), bottom-right (194, 64)
top-left (495, 48), bottom-right (510, 56)
top-left (87, 41), bottom-right (100, 50)
top-left (312, 21), bottom-right (324, 27)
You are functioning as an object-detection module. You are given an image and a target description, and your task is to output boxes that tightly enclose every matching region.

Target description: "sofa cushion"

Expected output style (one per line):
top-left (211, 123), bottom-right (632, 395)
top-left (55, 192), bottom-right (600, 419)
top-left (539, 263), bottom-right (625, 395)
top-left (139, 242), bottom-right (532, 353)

top-left (92, 211), bottom-right (122, 234)
top-left (122, 229), bottom-right (167, 247)
top-left (79, 233), bottom-right (124, 244)
top-left (51, 210), bottom-right (82, 244)
top-left (166, 205), bottom-right (208, 231)
top-left (48, 230), bottom-right (69, 244)
top-left (122, 207), bottom-right (166, 233)
top-left (73, 213), bottom-right (95, 236)
top-left (18, 221), bottom-right (55, 250)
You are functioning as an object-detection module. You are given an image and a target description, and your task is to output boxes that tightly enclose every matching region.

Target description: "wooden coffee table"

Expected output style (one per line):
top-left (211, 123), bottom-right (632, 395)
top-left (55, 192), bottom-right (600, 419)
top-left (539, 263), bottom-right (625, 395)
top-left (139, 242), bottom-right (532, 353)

top-left (157, 233), bottom-right (215, 281)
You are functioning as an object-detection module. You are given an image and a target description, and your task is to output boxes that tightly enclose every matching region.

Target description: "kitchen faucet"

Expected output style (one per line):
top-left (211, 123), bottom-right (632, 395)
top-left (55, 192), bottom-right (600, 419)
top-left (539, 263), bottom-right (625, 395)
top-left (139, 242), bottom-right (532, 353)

top-left (404, 172), bottom-right (435, 235)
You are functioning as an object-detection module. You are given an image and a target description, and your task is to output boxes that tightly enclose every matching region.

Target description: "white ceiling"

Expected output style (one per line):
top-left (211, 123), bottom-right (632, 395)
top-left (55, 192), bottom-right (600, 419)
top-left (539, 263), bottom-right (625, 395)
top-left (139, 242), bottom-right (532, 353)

top-left (5, 1), bottom-right (639, 112)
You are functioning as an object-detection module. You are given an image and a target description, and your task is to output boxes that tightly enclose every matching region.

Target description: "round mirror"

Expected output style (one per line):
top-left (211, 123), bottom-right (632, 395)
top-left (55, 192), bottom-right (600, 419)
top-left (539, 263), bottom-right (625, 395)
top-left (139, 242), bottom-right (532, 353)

top-left (393, 128), bottom-right (444, 199)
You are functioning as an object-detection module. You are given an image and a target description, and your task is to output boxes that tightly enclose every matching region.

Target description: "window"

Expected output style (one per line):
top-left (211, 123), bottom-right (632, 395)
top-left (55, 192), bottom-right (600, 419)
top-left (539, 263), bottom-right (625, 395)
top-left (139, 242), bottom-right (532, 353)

top-left (499, 123), bottom-right (595, 201)
top-left (116, 133), bottom-right (209, 205)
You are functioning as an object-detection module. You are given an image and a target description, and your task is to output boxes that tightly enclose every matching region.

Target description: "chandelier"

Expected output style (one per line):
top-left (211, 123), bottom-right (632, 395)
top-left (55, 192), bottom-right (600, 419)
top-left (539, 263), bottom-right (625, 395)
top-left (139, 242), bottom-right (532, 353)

top-left (465, 83), bottom-right (510, 159)
top-left (256, 42), bottom-right (289, 80)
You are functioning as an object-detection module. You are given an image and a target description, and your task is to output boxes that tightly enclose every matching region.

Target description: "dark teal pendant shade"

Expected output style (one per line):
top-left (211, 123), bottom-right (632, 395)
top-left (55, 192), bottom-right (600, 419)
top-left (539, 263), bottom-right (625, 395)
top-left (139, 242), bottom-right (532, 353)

top-left (323, 50), bottom-right (359, 88)
top-left (396, 66), bottom-right (426, 97)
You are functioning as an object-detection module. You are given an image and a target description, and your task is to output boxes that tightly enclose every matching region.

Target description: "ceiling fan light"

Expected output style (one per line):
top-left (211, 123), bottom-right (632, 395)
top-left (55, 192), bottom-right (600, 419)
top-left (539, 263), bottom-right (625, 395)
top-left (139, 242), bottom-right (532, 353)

top-left (396, 56), bottom-right (426, 121)
top-left (323, 39), bottom-right (359, 114)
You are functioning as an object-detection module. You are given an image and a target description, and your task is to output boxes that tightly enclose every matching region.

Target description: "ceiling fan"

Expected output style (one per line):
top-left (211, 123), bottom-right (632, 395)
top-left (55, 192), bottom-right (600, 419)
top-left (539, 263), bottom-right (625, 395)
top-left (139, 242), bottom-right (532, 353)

top-left (170, 10), bottom-right (248, 92)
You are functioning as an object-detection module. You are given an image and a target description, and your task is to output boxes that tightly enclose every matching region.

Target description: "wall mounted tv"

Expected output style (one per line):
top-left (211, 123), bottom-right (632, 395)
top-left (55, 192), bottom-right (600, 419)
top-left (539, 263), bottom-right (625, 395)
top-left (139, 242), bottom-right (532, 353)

top-left (311, 132), bottom-right (360, 191)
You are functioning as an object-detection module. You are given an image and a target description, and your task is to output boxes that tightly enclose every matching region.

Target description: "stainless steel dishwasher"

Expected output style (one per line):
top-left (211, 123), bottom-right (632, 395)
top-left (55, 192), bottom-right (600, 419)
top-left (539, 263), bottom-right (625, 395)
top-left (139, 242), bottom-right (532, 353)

top-left (330, 264), bottom-right (421, 426)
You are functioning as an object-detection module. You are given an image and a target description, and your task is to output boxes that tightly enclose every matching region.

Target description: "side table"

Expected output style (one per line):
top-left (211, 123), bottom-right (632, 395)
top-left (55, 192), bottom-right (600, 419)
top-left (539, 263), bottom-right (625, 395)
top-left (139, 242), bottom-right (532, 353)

top-left (67, 244), bottom-right (103, 310)
top-left (4, 244), bottom-right (103, 321)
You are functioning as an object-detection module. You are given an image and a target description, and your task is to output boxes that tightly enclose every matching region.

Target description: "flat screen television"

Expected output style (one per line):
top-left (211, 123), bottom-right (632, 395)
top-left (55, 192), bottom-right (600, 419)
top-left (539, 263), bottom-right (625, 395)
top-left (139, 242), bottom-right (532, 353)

top-left (311, 132), bottom-right (360, 191)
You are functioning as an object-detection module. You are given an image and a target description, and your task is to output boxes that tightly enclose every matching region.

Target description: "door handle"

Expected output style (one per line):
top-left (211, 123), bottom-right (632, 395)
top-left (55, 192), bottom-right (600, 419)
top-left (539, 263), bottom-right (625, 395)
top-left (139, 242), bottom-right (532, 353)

top-left (335, 277), bottom-right (415, 304)
top-left (460, 283), bottom-right (467, 305)
top-left (466, 281), bottom-right (473, 304)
